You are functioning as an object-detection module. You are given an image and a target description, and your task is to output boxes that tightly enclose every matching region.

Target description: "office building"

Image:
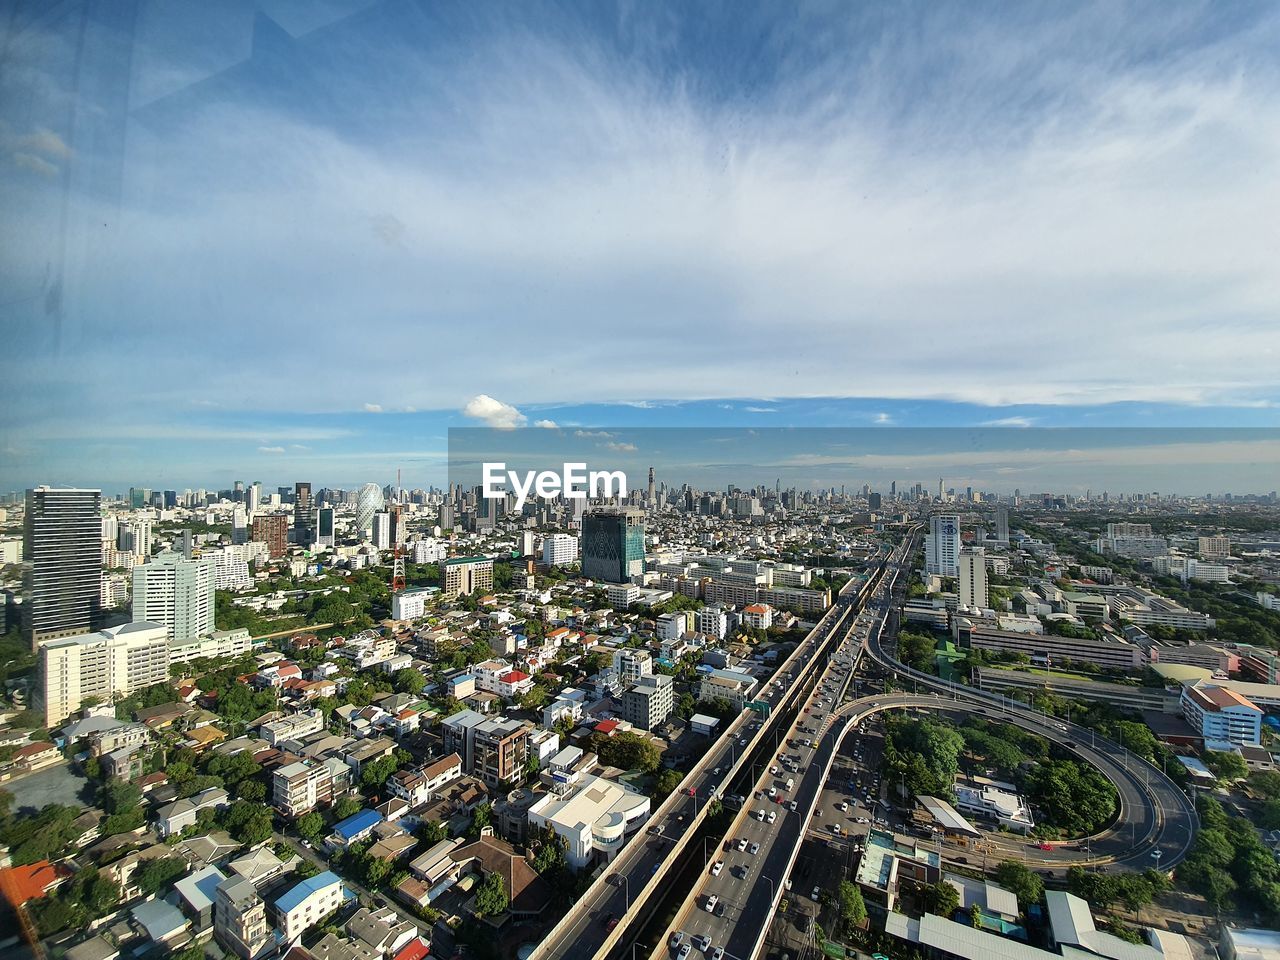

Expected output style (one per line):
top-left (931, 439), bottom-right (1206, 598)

top-left (391, 587), bottom-right (435, 621)
top-left (527, 771), bottom-right (650, 870)
top-left (372, 511), bottom-right (392, 549)
top-left (132, 551), bottom-right (215, 641)
top-left (314, 507), bottom-right (335, 548)
top-left (41, 622), bottom-right (170, 725)
top-left (442, 556), bottom-right (494, 598)
top-left (116, 518), bottom-right (152, 559)
top-left (356, 483), bottom-right (384, 538)
top-left (621, 674), bottom-right (674, 731)
top-left (250, 514), bottom-right (288, 559)
top-left (581, 509), bottom-right (645, 583)
top-left (542, 533), bottom-right (579, 566)
top-left (995, 507), bottom-right (1009, 542)
top-left (958, 548), bottom-right (988, 610)
top-left (442, 711), bottom-right (529, 786)
top-left (294, 482), bottom-right (313, 544)
top-left (1198, 536), bottom-right (1231, 559)
top-left (1181, 683), bottom-right (1263, 747)
top-left (925, 513), bottom-right (961, 577)
top-left (24, 487), bottom-right (102, 648)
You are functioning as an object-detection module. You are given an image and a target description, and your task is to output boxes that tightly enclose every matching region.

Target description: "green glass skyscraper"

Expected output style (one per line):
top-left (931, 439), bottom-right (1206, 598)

top-left (581, 509), bottom-right (645, 583)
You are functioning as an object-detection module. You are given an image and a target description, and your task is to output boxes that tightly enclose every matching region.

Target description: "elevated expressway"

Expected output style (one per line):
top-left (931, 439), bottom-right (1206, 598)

top-left (655, 532), bottom-right (1199, 960)
top-left (530, 542), bottom-right (907, 960)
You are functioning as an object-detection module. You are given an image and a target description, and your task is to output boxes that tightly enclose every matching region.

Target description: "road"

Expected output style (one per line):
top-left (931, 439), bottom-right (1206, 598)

top-left (531, 551), bottom-right (893, 960)
top-left (656, 532), bottom-right (1199, 960)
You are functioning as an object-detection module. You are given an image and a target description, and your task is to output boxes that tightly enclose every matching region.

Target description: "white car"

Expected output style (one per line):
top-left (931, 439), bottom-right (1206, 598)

top-left (749, 842), bottom-right (760, 855)
top-left (767, 810), bottom-right (777, 824)
top-left (679, 945), bottom-right (692, 959)
top-left (788, 800), bottom-right (798, 812)
top-left (756, 809), bottom-right (766, 821)
top-left (839, 802), bottom-right (849, 812)
top-left (737, 838), bottom-right (749, 852)
top-left (811, 886), bottom-right (822, 901)
top-left (705, 894), bottom-right (719, 913)
top-left (770, 765), bottom-right (778, 775)
top-left (711, 860), bottom-right (724, 877)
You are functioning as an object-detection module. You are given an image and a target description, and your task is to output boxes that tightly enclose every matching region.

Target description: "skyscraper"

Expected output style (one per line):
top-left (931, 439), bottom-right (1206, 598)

top-left (356, 483), bottom-right (384, 538)
top-left (251, 514), bottom-right (289, 559)
top-left (647, 467), bottom-right (655, 508)
top-left (294, 482), bottom-right (313, 544)
top-left (925, 513), bottom-right (961, 577)
top-left (132, 551), bottom-right (215, 641)
top-left (581, 509), bottom-right (645, 583)
top-left (958, 547), bottom-right (988, 610)
top-left (24, 487), bottom-right (102, 648)
top-left (995, 506), bottom-right (1010, 542)
top-left (315, 507), bottom-right (335, 548)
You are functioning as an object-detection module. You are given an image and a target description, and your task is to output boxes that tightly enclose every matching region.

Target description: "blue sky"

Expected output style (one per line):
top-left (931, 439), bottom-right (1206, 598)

top-left (2, 1), bottom-right (1279, 492)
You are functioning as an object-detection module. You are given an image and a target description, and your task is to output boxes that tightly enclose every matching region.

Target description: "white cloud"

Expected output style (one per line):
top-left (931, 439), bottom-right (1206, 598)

top-left (574, 429), bottom-right (613, 438)
top-left (462, 394), bottom-right (526, 429)
top-left (363, 403), bottom-right (383, 413)
top-left (533, 419), bottom-right (559, 429)
top-left (603, 441), bottom-right (638, 452)
top-left (257, 445), bottom-right (285, 454)
top-left (745, 406), bottom-right (777, 413)
top-left (873, 413), bottom-right (894, 425)
top-left (982, 416), bottom-right (1036, 428)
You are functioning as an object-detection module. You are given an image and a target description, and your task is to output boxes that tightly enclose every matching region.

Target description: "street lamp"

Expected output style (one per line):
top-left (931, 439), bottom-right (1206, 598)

top-left (612, 873), bottom-right (631, 910)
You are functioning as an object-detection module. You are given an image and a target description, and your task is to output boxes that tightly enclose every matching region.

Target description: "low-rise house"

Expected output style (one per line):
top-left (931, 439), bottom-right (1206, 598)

top-left (327, 809), bottom-right (385, 850)
top-left (450, 833), bottom-right (553, 921)
top-left (155, 787), bottom-right (230, 838)
top-left (131, 899), bottom-right (190, 950)
top-left (215, 875), bottom-right (273, 960)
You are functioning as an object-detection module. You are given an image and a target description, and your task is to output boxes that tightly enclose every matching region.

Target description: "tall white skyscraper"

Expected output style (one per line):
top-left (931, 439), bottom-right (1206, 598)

top-left (925, 513), bottom-right (961, 577)
top-left (132, 551), bottom-right (215, 641)
top-left (958, 547), bottom-right (988, 610)
top-left (357, 483), bottom-right (384, 538)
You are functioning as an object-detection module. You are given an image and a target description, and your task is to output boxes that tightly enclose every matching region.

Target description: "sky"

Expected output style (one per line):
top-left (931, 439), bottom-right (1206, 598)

top-left (2, 1), bottom-right (1279, 493)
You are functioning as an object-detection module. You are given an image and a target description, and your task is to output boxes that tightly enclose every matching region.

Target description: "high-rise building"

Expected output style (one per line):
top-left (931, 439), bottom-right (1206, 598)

top-left (442, 557), bottom-right (494, 598)
top-left (294, 482), bottom-right (313, 544)
top-left (581, 509), bottom-right (645, 583)
top-left (116, 518), bottom-right (152, 558)
top-left (372, 511), bottom-right (392, 549)
top-left (356, 483), bottom-right (384, 538)
top-left (868, 492), bottom-right (882, 511)
top-left (541, 533), bottom-right (579, 566)
top-left (24, 487), bottom-right (102, 648)
top-left (315, 507), bottom-right (335, 548)
top-left (622, 674), bottom-right (674, 731)
top-left (958, 547), bottom-right (988, 610)
top-left (995, 506), bottom-right (1010, 542)
top-left (925, 513), bottom-right (961, 577)
top-left (251, 514), bottom-right (289, 559)
top-left (132, 551), bottom-right (215, 641)
top-left (647, 467), bottom-right (656, 508)
top-left (40, 622), bottom-right (170, 725)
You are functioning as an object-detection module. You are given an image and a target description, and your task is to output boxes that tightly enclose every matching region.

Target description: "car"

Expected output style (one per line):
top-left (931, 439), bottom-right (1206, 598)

top-left (768, 810), bottom-right (777, 824)
top-left (671, 932), bottom-right (685, 948)
top-left (711, 949), bottom-right (725, 960)
top-left (811, 885), bottom-right (822, 901)
top-left (749, 841), bottom-right (761, 854)
top-left (789, 800), bottom-right (798, 812)
top-left (785, 877), bottom-right (793, 890)
top-left (769, 787), bottom-right (778, 799)
top-left (679, 945), bottom-right (693, 959)
top-left (714, 901), bottom-right (726, 918)
top-left (839, 801), bottom-right (848, 812)
top-left (1038, 842), bottom-right (1054, 851)
top-left (712, 767), bottom-right (722, 776)
top-left (711, 860), bottom-right (724, 876)
top-left (693, 935), bottom-right (710, 953)
top-left (704, 894), bottom-right (719, 913)
top-left (814, 808), bottom-right (821, 817)
top-left (770, 765), bottom-right (778, 775)
top-left (756, 809), bottom-right (766, 821)
top-left (737, 838), bottom-right (749, 852)
top-left (604, 914), bottom-right (620, 931)
top-left (833, 824), bottom-right (842, 835)
top-left (856, 816), bottom-right (870, 824)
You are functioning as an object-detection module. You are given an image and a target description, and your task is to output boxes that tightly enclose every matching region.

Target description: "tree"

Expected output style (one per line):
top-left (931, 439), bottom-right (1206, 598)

top-left (473, 871), bottom-right (509, 917)
top-left (837, 880), bottom-right (867, 930)
top-left (102, 808), bottom-right (145, 835)
top-left (394, 668), bottom-right (426, 695)
top-left (296, 811), bottom-right (325, 844)
top-left (1251, 770), bottom-right (1280, 800)
top-left (652, 768), bottom-right (684, 799)
top-left (417, 819), bottom-right (448, 844)
top-left (994, 861), bottom-right (1044, 908)
top-left (920, 880), bottom-right (960, 918)
top-left (136, 856), bottom-right (188, 896)
top-left (1204, 750), bottom-right (1248, 782)
top-left (333, 795), bottom-right (364, 820)
top-left (531, 826), bottom-right (569, 878)
top-left (469, 802), bottom-right (493, 838)
top-left (237, 779), bottom-right (267, 802)
top-left (590, 731), bottom-right (661, 773)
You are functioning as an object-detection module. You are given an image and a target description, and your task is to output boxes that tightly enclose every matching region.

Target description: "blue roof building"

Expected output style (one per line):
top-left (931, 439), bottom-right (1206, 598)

top-left (327, 808), bottom-right (384, 849)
